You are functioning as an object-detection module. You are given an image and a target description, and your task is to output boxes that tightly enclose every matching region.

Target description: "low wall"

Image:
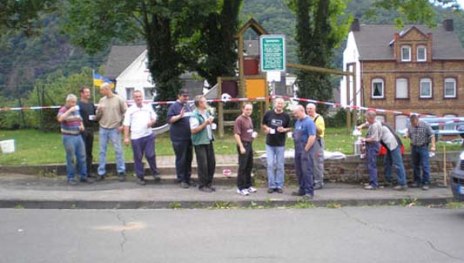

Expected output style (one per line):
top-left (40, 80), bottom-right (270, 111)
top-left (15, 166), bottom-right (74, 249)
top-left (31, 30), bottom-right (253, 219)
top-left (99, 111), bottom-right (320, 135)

top-left (253, 152), bottom-right (461, 185)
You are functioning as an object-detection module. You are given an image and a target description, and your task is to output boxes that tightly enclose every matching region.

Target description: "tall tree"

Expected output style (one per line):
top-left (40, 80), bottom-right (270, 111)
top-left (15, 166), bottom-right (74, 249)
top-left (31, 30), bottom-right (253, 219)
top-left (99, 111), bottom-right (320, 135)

top-left (62, 0), bottom-right (215, 104)
top-left (189, 0), bottom-right (243, 87)
top-left (287, 0), bottom-right (350, 111)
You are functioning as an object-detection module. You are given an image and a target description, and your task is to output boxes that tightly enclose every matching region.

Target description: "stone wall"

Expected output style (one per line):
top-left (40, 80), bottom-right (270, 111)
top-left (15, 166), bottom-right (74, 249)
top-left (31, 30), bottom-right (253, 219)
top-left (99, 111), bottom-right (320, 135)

top-left (253, 152), bottom-right (461, 185)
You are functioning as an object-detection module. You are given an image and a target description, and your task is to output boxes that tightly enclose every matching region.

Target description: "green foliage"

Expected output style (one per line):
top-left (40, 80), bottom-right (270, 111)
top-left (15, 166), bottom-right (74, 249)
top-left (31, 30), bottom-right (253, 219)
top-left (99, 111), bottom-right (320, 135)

top-left (325, 108), bottom-right (350, 128)
top-left (0, 0), bottom-right (57, 36)
top-left (287, 0), bottom-right (351, 113)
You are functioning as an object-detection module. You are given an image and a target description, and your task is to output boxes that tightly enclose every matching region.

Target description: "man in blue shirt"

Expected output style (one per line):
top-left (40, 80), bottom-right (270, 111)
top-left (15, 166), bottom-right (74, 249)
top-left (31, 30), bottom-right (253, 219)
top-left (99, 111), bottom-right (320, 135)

top-left (291, 105), bottom-right (316, 199)
top-left (167, 88), bottom-right (194, 188)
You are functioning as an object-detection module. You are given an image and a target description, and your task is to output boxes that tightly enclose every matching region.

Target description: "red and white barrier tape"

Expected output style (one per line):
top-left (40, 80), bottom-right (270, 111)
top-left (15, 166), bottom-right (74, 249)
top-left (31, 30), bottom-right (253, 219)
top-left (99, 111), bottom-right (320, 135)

top-left (1, 95), bottom-right (462, 122)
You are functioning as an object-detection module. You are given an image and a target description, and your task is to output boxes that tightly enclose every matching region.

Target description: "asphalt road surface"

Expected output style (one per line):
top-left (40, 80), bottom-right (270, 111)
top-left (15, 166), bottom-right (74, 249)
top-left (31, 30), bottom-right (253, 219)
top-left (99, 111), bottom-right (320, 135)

top-left (0, 207), bottom-right (463, 263)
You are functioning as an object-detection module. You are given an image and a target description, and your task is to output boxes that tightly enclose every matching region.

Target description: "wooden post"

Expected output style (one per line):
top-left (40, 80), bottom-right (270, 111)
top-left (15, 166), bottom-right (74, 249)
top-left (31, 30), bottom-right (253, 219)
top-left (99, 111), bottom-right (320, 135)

top-left (346, 66), bottom-right (351, 131)
top-left (352, 65), bottom-right (358, 128)
top-left (443, 144), bottom-right (447, 186)
top-left (217, 77), bottom-right (224, 138)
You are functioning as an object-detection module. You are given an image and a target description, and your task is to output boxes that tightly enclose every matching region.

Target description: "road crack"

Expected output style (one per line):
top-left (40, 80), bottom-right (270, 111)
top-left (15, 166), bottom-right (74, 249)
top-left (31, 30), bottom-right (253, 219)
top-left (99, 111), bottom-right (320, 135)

top-left (114, 212), bottom-right (128, 253)
top-left (340, 208), bottom-right (464, 262)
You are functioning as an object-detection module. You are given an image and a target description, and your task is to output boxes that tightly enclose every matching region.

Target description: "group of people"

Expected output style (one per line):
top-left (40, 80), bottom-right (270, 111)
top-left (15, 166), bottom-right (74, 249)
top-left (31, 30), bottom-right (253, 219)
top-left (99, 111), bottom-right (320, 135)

top-left (357, 111), bottom-right (435, 191)
top-left (58, 85), bottom-right (435, 196)
top-left (57, 83), bottom-right (159, 185)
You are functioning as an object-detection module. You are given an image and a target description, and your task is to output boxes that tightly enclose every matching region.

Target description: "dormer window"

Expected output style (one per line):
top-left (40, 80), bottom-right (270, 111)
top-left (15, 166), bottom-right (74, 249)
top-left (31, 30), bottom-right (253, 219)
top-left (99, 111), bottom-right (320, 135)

top-left (417, 45), bottom-right (427, 62)
top-left (401, 45), bottom-right (411, 62)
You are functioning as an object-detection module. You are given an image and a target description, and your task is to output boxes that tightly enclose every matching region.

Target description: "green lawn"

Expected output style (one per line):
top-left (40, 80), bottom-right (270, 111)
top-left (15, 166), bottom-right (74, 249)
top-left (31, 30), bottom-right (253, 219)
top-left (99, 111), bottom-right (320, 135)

top-left (0, 128), bottom-right (462, 165)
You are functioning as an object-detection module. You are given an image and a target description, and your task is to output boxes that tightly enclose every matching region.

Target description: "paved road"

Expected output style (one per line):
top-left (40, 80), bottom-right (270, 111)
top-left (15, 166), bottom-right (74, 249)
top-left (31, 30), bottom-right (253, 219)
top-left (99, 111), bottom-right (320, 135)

top-left (0, 207), bottom-right (463, 263)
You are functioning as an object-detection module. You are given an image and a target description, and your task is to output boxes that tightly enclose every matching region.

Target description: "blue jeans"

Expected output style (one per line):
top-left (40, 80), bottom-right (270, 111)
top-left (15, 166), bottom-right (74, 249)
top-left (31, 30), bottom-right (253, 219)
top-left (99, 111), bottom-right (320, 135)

top-left (366, 142), bottom-right (380, 187)
top-left (265, 145), bottom-right (285, 189)
top-left (294, 142), bottom-right (314, 195)
top-left (62, 134), bottom-right (87, 180)
top-left (131, 133), bottom-right (158, 178)
top-left (98, 127), bottom-right (125, 176)
top-left (411, 145), bottom-right (430, 185)
top-left (384, 146), bottom-right (407, 186)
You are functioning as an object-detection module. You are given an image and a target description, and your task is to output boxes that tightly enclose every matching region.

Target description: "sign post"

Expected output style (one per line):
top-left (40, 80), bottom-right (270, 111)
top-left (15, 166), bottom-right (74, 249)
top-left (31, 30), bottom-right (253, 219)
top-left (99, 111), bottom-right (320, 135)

top-left (260, 35), bottom-right (286, 72)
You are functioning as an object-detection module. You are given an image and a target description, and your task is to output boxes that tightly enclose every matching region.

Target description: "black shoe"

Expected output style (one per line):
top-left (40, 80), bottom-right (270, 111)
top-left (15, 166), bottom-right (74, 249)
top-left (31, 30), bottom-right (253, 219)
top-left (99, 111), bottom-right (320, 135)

top-left (87, 173), bottom-right (97, 178)
top-left (180, 182), bottom-right (190, 189)
top-left (199, 186), bottom-right (213, 193)
top-left (153, 175), bottom-right (161, 183)
top-left (267, 188), bottom-right (275, 194)
top-left (80, 177), bottom-right (94, 184)
top-left (291, 191), bottom-right (305, 196)
top-left (118, 172), bottom-right (126, 182)
top-left (135, 177), bottom-right (146, 185)
top-left (276, 188), bottom-right (283, 194)
top-left (208, 186), bottom-right (216, 192)
top-left (67, 179), bottom-right (78, 186)
top-left (96, 175), bottom-right (105, 181)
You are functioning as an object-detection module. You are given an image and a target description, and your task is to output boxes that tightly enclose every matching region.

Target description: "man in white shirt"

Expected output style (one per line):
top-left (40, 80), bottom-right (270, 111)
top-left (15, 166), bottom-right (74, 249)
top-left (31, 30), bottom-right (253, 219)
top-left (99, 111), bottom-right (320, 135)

top-left (123, 90), bottom-right (160, 185)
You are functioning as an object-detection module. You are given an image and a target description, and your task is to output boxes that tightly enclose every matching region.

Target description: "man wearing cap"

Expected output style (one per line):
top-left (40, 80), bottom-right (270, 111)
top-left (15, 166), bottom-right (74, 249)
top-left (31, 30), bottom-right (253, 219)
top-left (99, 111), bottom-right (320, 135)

top-left (95, 82), bottom-right (127, 181)
top-left (167, 88), bottom-right (194, 188)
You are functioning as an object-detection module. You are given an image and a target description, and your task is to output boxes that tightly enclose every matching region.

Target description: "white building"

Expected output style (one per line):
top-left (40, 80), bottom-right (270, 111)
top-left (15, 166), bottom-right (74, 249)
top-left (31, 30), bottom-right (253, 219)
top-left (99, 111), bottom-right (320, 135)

top-left (105, 45), bottom-right (204, 101)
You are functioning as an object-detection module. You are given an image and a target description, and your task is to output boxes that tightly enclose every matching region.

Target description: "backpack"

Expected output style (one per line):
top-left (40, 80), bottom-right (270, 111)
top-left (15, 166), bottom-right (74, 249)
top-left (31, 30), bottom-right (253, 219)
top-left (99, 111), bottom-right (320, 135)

top-left (381, 123), bottom-right (403, 149)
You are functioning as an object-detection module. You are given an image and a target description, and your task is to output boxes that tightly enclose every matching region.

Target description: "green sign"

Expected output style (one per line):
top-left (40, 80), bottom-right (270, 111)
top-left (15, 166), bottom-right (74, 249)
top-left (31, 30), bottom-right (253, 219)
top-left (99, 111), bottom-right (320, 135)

top-left (260, 35), bottom-right (286, 72)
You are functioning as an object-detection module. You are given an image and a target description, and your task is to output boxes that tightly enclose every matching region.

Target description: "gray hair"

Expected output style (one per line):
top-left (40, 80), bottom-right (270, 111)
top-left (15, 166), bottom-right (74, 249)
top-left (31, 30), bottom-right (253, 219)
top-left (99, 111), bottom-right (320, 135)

top-left (366, 110), bottom-right (377, 118)
top-left (101, 82), bottom-right (112, 90)
top-left (66, 94), bottom-right (77, 102)
top-left (306, 103), bottom-right (316, 110)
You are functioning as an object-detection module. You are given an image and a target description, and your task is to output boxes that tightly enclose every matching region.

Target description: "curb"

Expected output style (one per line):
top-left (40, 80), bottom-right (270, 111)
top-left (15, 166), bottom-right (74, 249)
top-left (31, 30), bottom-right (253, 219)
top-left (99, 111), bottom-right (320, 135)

top-left (0, 197), bottom-right (453, 210)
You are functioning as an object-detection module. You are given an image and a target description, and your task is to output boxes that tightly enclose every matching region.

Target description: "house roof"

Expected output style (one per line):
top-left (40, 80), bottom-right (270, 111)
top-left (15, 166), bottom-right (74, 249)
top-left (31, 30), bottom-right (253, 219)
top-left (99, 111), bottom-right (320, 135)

top-left (353, 24), bottom-right (464, 61)
top-left (105, 45), bottom-right (146, 79)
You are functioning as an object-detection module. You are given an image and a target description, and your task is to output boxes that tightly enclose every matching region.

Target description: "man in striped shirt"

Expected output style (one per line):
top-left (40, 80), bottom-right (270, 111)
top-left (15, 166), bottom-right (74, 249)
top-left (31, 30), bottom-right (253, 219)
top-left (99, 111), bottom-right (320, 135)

top-left (57, 94), bottom-right (91, 185)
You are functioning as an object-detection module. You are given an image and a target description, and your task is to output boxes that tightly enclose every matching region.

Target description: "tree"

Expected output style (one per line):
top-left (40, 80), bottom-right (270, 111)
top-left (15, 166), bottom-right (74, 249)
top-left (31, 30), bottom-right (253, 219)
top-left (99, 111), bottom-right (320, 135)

top-left (0, 0), bottom-right (56, 36)
top-left (370, 0), bottom-right (461, 27)
top-left (62, 0), bottom-right (242, 105)
top-left (286, 0), bottom-right (350, 112)
top-left (190, 0), bottom-right (243, 87)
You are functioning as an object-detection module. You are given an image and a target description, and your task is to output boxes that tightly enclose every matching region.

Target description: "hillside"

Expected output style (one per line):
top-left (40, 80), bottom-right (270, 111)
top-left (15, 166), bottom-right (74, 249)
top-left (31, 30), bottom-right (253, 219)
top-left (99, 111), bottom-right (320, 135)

top-left (0, 0), bottom-right (462, 98)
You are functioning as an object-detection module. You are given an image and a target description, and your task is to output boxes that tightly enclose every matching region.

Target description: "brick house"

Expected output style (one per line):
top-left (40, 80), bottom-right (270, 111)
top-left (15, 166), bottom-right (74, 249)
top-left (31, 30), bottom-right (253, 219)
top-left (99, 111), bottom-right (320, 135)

top-left (340, 19), bottom-right (464, 130)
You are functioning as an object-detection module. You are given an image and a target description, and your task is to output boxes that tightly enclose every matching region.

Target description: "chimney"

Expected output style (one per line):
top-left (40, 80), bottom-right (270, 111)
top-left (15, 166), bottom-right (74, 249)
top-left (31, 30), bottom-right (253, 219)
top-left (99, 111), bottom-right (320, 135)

top-left (443, 19), bottom-right (454, 31)
top-left (351, 18), bottom-right (360, 32)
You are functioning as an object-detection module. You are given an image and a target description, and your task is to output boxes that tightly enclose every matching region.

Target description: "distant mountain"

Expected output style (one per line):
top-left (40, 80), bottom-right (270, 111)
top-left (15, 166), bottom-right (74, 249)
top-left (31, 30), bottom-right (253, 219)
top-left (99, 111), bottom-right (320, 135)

top-left (0, 0), bottom-right (462, 98)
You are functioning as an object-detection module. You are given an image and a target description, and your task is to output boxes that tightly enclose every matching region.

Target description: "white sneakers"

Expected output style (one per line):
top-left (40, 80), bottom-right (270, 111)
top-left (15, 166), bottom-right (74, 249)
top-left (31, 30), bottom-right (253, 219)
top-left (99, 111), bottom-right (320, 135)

top-left (237, 187), bottom-right (257, 196)
top-left (237, 188), bottom-right (249, 196)
top-left (247, 187), bottom-right (257, 193)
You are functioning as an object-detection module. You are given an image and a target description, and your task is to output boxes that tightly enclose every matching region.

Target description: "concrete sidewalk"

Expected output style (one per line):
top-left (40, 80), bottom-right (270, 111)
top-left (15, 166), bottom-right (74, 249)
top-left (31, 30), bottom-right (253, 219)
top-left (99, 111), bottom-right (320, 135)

top-left (0, 173), bottom-right (454, 209)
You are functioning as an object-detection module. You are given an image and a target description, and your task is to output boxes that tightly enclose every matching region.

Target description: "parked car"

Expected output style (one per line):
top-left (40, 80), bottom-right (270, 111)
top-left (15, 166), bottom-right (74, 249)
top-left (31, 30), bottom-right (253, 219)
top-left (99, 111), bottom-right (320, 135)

top-left (450, 151), bottom-right (464, 201)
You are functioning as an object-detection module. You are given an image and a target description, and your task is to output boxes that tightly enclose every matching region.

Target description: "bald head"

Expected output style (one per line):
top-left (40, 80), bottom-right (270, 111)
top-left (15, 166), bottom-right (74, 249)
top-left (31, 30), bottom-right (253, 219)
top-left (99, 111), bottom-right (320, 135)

top-left (292, 105), bottom-right (306, 119)
top-left (99, 82), bottom-right (113, 96)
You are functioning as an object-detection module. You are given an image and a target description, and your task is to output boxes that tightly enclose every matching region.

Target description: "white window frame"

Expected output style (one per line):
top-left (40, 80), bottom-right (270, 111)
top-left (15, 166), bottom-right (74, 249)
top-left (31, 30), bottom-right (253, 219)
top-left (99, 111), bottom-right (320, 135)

top-left (401, 45), bottom-right (411, 62)
top-left (395, 78), bottom-right (408, 99)
top-left (371, 78), bottom-right (385, 99)
top-left (419, 78), bottom-right (432, 98)
top-left (444, 78), bottom-right (457, 98)
top-left (417, 45), bottom-right (427, 62)
top-left (144, 87), bottom-right (155, 100)
top-left (395, 115), bottom-right (409, 132)
top-left (126, 87), bottom-right (135, 100)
